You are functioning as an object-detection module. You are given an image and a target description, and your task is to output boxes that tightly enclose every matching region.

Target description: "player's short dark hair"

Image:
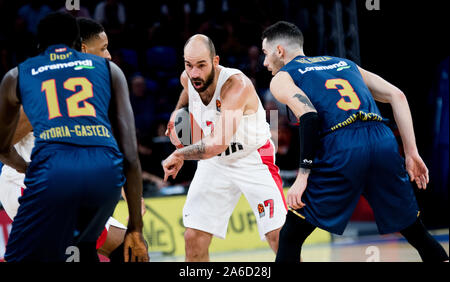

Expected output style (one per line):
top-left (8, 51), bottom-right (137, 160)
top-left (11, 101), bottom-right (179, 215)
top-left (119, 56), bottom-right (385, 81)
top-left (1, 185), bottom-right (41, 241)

top-left (184, 34), bottom-right (216, 60)
top-left (205, 37), bottom-right (216, 58)
top-left (262, 21), bottom-right (304, 48)
top-left (37, 11), bottom-right (80, 51)
top-left (77, 17), bottom-right (105, 43)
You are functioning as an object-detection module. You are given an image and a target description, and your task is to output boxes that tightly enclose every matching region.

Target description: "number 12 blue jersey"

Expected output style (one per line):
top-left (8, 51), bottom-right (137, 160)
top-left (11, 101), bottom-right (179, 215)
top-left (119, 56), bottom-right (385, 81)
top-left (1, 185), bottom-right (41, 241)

top-left (18, 44), bottom-right (120, 152)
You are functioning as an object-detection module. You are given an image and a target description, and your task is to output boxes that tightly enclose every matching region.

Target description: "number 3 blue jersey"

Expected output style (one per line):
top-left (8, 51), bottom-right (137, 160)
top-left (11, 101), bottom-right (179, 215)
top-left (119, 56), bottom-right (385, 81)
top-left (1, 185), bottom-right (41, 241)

top-left (280, 56), bottom-right (386, 135)
top-left (18, 44), bottom-right (119, 151)
top-left (281, 56), bottom-right (420, 235)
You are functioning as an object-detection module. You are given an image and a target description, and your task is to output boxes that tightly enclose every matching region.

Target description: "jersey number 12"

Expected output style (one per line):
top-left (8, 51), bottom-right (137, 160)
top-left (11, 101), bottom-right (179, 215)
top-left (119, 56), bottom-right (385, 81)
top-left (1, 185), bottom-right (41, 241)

top-left (41, 77), bottom-right (96, 119)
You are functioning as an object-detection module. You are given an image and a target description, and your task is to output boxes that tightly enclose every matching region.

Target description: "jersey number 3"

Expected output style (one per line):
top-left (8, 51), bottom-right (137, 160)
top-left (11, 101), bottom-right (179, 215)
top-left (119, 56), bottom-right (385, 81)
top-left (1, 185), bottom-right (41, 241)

top-left (325, 78), bottom-right (361, 111)
top-left (41, 77), bottom-right (96, 119)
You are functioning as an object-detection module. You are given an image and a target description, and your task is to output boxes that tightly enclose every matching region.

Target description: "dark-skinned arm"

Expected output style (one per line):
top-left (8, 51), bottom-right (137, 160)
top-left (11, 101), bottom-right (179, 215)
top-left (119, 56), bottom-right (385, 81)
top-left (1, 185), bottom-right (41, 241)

top-left (12, 107), bottom-right (33, 145)
top-left (0, 67), bottom-right (28, 173)
top-left (108, 61), bottom-right (149, 262)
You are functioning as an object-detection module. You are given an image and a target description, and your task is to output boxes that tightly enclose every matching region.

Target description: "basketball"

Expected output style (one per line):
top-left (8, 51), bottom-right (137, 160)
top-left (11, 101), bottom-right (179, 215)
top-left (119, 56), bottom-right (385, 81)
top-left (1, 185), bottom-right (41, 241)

top-left (168, 107), bottom-right (192, 148)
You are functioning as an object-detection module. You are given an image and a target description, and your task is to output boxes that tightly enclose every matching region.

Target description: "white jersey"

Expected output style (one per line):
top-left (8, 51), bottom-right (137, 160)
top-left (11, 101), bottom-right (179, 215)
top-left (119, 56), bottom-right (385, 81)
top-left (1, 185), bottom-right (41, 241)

top-left (0, 132), bottom-right (34, 220)
top-left (187, 66), bottom-right (271, 162)
top-left (0, 132), bottom-right (34, 187)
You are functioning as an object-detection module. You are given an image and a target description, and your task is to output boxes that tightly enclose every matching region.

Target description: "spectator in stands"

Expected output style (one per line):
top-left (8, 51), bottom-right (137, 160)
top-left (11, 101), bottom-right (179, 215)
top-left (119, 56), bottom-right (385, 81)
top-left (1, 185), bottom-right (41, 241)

top-left (240, 45), bottom-right (272, 93)
top-left (276, 117), bottom-right (300, 171)
top-left (137, 135), bottom-right (170, 192)
top-left (17, 0), bottom-right (53, 35)
top-left (9, 16), bottom-right (36, 64)
top-left (94, 0), bottom-right (126, 47)
top-left (129, 74), bottom-right (156, 137)
top-left (110, 49), bottom-right (136, 78)
top-left (94, 0), bottom-right (126, 27)
top-left (0, 42), bottom-right (13, 79)
top-left (0, 0), bottom-right (15, 41)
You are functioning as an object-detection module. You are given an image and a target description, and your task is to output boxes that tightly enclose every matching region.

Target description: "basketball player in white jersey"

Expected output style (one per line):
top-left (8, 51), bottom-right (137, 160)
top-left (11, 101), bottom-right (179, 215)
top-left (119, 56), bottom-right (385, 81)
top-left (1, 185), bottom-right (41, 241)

top-left (0, 18), bottom-right (141, 261)
top-left (163, 34), bottom-right (287, 261)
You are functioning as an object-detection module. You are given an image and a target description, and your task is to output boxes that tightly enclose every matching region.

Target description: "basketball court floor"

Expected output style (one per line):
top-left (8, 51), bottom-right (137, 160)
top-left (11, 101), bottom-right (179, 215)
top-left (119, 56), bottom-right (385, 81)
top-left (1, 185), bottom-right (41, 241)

top-left (152, 228), bottom-right (449, 262)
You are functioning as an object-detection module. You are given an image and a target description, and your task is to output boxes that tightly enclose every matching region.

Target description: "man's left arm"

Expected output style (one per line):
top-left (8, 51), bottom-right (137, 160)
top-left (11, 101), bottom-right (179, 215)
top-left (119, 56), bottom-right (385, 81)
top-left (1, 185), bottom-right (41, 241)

top-left (12, 107), bottom-right (33, 145)
top-left (0, 68), bottom-right (28, 173)
top-left (109, 61), bottom-right (149, 262)
top-left (358, 66), bottom-right (429, 189)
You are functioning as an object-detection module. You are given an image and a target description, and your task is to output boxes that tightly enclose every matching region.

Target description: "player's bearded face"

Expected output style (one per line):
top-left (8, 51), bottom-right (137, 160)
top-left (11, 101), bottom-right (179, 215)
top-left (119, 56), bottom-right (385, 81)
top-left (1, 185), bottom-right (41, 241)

top-left (189, 63), bottom-right (215, 93)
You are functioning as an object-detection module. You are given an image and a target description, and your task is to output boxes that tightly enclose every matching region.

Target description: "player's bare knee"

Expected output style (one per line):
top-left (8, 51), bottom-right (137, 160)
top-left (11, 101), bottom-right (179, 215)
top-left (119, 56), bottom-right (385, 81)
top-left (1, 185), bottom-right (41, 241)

top-left (265, 228), bottom-right (281, 253)
top-left (184, 229), bottom-right (196, 247)
top-left (184, 228), bottom-right (212, 249)
top-left (265, 228), bottom-right (281, 244)
top-left (184, 229), bottom-right (212, 261)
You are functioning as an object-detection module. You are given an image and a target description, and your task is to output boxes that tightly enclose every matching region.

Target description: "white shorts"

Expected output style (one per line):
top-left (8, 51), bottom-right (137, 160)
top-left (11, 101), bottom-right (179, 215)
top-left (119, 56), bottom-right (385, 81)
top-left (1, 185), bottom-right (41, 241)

top-left (105, 217), bottom-right (126, 230)
top-left (183, 140), bottom-right (287, 240)
top-left (0, 174), bottom-right (23, 221)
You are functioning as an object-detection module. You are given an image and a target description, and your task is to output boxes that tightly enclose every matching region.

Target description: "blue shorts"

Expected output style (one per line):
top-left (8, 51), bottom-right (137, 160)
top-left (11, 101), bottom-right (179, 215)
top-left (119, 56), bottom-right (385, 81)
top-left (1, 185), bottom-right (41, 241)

top-left (298, 121), bottom-right (419, 235)
top-left (5, 143), bottom-right (125, 261)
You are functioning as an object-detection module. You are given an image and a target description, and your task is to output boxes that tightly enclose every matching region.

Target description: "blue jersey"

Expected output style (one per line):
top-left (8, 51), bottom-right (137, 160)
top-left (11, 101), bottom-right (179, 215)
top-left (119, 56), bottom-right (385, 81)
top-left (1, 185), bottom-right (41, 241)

top-left (6, 45), bottom-right (126, 261)
top-left (280, 55), bottom-right (386, 135)
top-left (281, 56), bottom-right (419, 235)
top-left (18, 44), bottom-right (119, 151)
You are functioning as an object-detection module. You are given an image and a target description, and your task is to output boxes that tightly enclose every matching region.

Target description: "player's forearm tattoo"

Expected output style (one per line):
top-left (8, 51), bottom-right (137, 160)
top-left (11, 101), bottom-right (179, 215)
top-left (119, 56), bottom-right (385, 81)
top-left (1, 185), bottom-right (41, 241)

top-left (178, 142), bottom-right (207, 160)
top-left (293, 93), bottom-right (316, 111)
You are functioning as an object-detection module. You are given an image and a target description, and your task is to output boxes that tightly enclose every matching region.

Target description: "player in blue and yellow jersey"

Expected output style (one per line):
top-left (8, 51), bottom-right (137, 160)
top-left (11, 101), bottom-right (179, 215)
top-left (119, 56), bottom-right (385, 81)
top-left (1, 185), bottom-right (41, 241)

top-left (0, 12), bottom-right (148, 262)
top-left (261, 21), bottom-right (448, 262)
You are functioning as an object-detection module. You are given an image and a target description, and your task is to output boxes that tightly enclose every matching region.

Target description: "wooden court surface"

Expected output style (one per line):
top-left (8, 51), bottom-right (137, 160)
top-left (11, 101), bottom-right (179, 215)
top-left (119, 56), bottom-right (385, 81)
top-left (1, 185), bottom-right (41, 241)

top-left (153, 228), bottom-right (449, 262)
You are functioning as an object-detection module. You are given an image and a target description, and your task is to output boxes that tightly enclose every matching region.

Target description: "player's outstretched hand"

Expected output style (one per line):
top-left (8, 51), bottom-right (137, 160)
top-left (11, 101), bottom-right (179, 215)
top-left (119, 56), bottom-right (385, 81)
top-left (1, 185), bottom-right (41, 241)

top-left (123, 231), bottom-right (149, 262)
top-left (162, 152), bottom-right (184, 181)
top-left (405, 151), bottom-right (429, 189)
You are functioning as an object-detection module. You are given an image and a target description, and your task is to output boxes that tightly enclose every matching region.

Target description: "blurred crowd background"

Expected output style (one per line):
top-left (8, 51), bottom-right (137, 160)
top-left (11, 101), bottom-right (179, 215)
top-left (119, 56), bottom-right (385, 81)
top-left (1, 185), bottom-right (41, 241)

top-left (0, 0), bottom-right (448, 229)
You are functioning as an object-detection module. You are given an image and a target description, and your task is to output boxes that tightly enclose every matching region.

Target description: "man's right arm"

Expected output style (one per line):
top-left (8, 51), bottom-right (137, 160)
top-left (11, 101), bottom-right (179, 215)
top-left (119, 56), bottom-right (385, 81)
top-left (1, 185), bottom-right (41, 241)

top-left (109, 61), bottom-right (144, 231)
top-left (109, 61), bottom-right (148, 261)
